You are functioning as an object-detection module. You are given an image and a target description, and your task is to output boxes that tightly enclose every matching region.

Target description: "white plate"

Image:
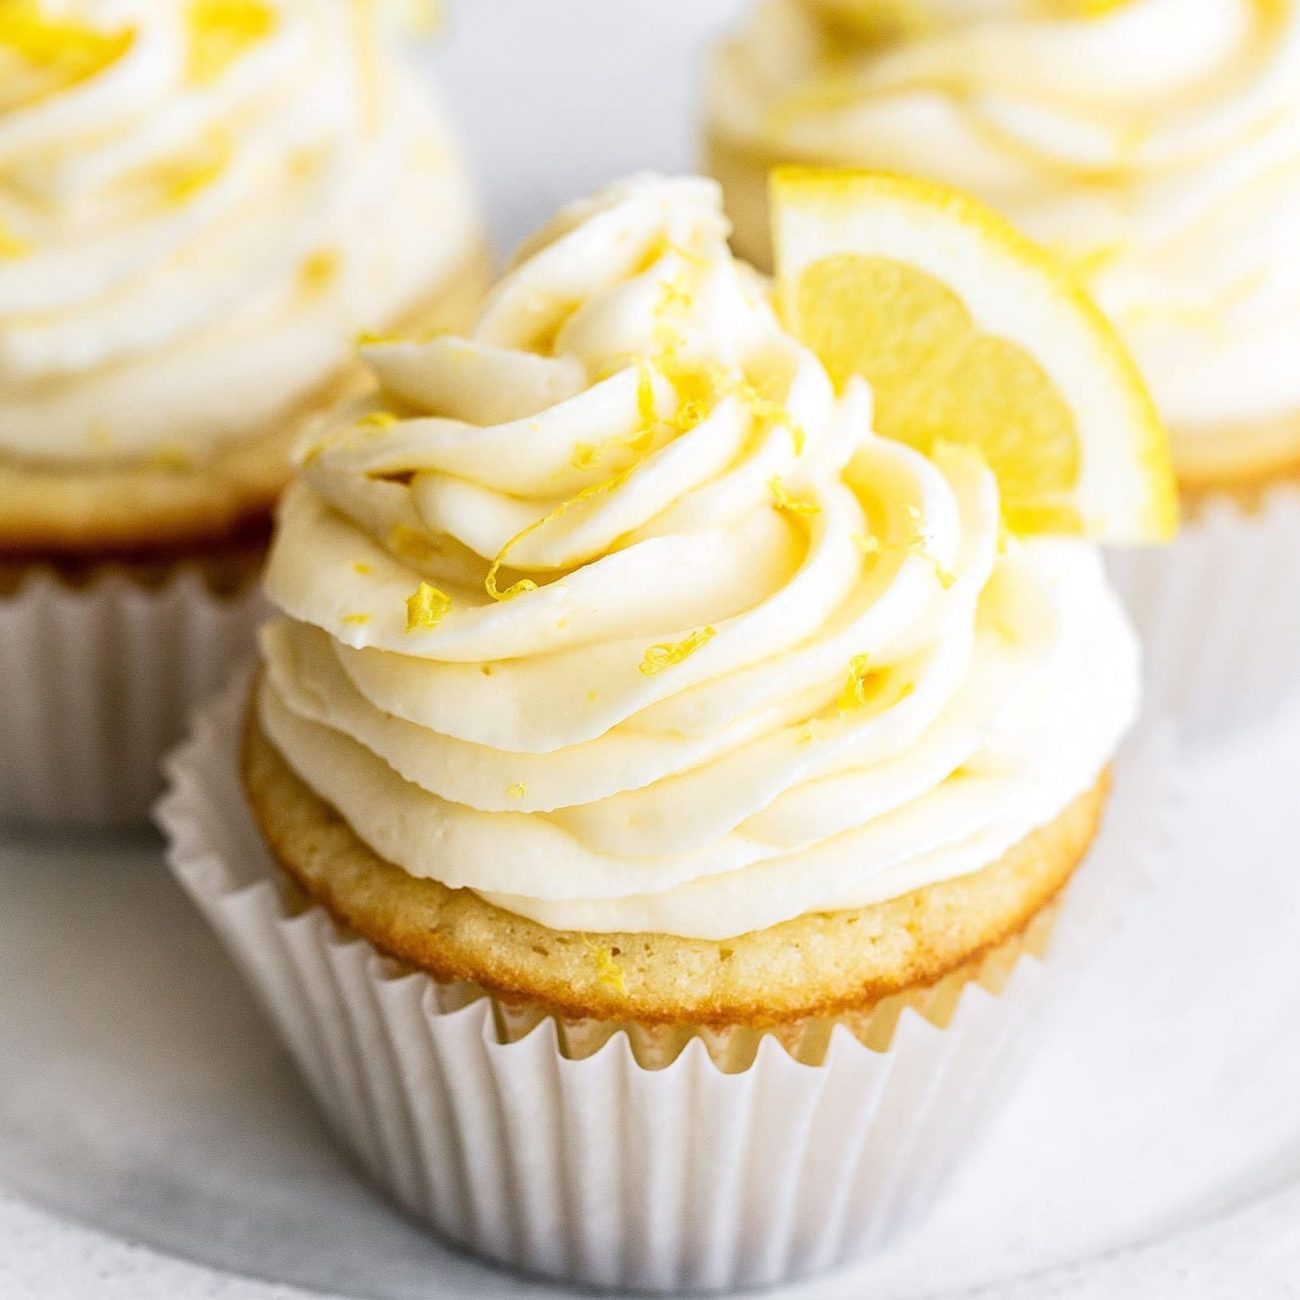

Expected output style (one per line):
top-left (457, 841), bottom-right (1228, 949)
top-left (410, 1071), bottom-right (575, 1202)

top-left (4, 2), bottom-right (1300, 1294)
top-left (5, 707), bottom-right (1300, 1300)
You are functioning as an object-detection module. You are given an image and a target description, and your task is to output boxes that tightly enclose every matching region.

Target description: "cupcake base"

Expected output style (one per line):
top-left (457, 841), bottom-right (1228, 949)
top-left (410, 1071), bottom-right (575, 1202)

top-left (243, 682), bottom-right (1107, 1046)
top-left (160, 678), bottom-right (1173, 1293)
top-left (0, 556), bottom-right (268, 829)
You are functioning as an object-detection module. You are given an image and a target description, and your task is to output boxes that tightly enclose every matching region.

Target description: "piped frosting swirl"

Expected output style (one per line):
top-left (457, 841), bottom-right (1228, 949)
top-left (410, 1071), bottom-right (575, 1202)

top-left (0, 0), bottom-right (480, 465)
top-left (259, 175), bottom-right (1138, 941)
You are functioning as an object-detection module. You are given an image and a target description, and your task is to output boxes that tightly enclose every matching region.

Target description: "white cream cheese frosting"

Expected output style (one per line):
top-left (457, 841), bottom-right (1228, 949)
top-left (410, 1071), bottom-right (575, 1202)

top-left (708, 0), bottom-right (1300, 471)
top-left (258, 175), bottom-right (1138, 941)
top-left (0, 0), bottom-right (481, 466)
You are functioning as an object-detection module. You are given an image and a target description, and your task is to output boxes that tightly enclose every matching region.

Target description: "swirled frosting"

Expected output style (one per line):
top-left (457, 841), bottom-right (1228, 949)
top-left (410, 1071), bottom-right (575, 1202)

top-left (258, 175), bottom-right (1138, 941)
top-left (0, 0), bottom-right (480, 466)
top-left (709, 0), bottom-right (1300, 472)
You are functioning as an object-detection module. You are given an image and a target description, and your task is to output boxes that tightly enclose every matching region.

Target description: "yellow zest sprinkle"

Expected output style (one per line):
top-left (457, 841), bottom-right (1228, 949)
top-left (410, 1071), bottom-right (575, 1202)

top-left (342, 613), bottom-right (370, 626)
top-left (484, 569), bottom-right (538, 602)
top-left (769, 477), bottom-right (821, 517)
top-left (0, 223), bottom-right (29, 260)
top-left (904, 505), bottom-right (956, 590)
top-left (485, 464), bottom-right (635, 602)
top-left (356, 329), bottom-right (400, 348)
top-left (736, 378), bottom-right (806, 455)
top-left (352, 562), bottom-right (371, 575)
top-left (358, 410), bottom-right (399, 429)
top-left (405, 582), bottom-right (451, 632)
top-left (0, 4), bottom-right (133, 101)
top-left (852, 532), bottom-right (882, 557)
top-left (837, 653), bottom-right (873, 714)
top-left (585, 942), bottom-right (628, 996)
top-left (300, 249), bottom-right (338, 294)
top-left (187, 0), bottom-right (275, 83)
top-left (639, 625), bottom-right (715, 677)
top-left (508, 782), bottom-right (527, 800)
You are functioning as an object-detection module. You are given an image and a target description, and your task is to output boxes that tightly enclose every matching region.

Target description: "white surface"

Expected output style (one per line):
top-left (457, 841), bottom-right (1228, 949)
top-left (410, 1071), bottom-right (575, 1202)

top-left (3, 1), bottom-right (1300, 1295)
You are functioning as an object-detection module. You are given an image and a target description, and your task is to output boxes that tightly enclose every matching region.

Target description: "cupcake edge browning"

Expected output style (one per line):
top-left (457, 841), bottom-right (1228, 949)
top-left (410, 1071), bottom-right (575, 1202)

top-left (241, 686), bottom-right (1109, 1029)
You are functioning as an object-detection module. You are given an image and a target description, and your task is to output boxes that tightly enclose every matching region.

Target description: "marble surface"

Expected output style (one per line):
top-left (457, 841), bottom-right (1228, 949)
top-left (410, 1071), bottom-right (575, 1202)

top-left (4, 1), bottom-right (1300, 1294)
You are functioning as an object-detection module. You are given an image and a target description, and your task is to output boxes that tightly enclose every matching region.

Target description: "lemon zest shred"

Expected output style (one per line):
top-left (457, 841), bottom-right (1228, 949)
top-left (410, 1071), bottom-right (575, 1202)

top-left (341, 613), bottom-right (370, 626)
top-left (584, 941), bottom-right (628, 996)
top-left (358, 410), bottom-right (399, 429)
top-left (769, 476), bottom-right (821, 517)
top-left (352, 562), bottom-right (372, 575)
top-left (484, 464), bottom-right (635, 602)
top-left (836, 653), bottom-right (874, 714)
top-left (405, 582), bottom-right (451, 632)
top-left (356, 329), bottom-right (400, 347)
top-left (508, 782), bottom-right (527, 800)
top-left (903, 504), bottom-right (956, 589)
top-left (639, 626), bottom-right (715, 677)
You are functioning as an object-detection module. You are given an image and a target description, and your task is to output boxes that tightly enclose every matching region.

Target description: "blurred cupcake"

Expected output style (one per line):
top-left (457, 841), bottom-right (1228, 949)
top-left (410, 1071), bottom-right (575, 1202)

top-left (163, 173), bottom-right (1173, 1291)
top-left (706, 0), bottom-right (1300, 731)
top-left (0, 0), bottom-right (486, 824)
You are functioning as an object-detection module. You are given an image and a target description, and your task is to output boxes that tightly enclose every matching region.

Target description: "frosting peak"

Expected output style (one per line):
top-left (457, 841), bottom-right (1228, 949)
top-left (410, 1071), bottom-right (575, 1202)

top-left (260, 175), bottom-right (1138, 940)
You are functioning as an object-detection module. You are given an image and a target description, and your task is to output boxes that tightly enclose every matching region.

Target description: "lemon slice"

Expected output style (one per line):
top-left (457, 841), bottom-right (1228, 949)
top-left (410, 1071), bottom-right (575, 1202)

top-left (771, 167), bottom-right (1177, 541)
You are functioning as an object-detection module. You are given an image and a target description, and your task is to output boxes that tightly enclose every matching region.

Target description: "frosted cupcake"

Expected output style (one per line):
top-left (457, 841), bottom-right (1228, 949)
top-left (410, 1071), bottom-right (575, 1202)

top-left (163, 174), bottom-right (1173, 1291)
top-left (706, 0), bottom-right (1300, 729)
top-left (0, 0), bottom-right (485, 823)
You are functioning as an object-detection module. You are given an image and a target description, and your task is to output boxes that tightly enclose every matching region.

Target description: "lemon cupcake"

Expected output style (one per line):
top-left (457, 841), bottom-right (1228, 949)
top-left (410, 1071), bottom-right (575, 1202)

top-left (706, 0), bottom-right (1300, 730)
top-left (0, 0), bottom-right (486, 824)
top-left (163, 174), bottom-right (1172, 1291)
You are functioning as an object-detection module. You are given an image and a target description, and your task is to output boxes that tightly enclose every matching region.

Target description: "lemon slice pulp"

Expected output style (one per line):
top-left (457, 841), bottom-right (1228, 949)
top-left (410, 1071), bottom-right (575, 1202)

top-left (771, 167), bottom-right (1177, 542)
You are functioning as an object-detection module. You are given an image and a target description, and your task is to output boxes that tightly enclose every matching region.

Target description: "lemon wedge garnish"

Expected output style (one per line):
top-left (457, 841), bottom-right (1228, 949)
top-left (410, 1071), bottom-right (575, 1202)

top-left (771, 168), bottom-right (1177, 542)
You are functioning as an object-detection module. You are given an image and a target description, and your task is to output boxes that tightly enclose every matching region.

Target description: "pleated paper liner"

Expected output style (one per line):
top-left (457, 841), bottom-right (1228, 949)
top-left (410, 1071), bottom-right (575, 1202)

top-left (0, 566), bottom-right (267, 829)
top-left (1107, 483), bottom-right (1300, 741)
top-left (159, 676), bottom-right (1175, 1294)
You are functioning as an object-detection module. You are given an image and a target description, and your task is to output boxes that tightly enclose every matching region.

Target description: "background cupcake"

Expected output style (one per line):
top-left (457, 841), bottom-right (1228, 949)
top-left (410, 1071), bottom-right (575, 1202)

top-left (0, 0), bottom-right (486, 824)
top-left (164, 173), bottom-right (1173, 1291)
top-left (706, 0), bottom-right (1300, 731)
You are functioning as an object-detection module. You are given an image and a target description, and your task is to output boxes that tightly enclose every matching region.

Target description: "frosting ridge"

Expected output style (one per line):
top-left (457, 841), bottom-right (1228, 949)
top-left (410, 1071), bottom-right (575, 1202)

top-left (259, 175), bottom-right (1138, 940)
top-left (0, 0), bottom-right (480, 465)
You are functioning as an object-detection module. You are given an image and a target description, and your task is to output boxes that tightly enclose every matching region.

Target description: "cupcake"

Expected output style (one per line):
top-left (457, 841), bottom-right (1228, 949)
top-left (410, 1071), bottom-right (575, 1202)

top-left (0, 0), bottom-right (486, 824)
top-left (706, 0), bottom-right (1300, 731)
top-left (163, 173), bottom-right (1173, 1291)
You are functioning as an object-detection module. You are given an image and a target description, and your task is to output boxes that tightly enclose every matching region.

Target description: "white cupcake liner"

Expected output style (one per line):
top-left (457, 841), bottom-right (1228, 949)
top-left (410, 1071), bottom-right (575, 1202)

top-left (158, 677), bottom-right (1175, 1294)
top-left (0, 569), bottom-right (267, 829)
top-left (1107, 483), bottom-right (1300, 740)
